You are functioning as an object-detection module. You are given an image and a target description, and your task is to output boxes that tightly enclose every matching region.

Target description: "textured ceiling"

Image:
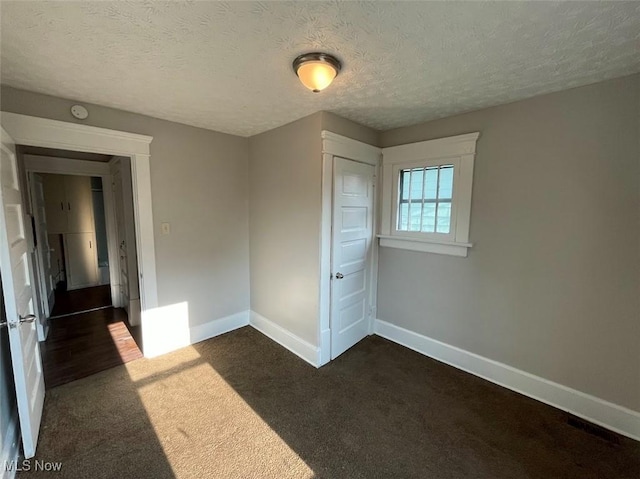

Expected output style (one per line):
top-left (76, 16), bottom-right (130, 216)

top-left (1, 1), bottom-right (639, 137)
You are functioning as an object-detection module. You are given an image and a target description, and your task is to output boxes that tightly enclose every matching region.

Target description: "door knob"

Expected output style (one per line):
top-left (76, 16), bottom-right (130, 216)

top-left (335, 272), bottom-right (344, 279)
top-left (1, 314), bottom-right (37, 329)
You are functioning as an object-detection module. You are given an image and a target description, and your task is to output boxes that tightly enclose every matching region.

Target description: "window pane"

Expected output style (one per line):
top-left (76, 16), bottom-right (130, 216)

top-left (409, 203), bottom-right (421, 231)
top-left (410, 168), bottom-right (424, 199)
top-left (438, 165), bottom-right (454, 200)
top-left (424, 167), bottom-right (438, 200)
top-left (398, 202), bottom-right (409, 230)
top-left (397, 165), bottom-right (455, 235)
top-left (421, 203), bottom-right (436, 233)
top-left (400, 170), bottom-right (410, 200)
top-left (436, 201), bottom-right (451, 233)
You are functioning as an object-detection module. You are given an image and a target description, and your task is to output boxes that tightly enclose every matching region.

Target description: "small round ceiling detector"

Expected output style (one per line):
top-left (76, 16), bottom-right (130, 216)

top-left (70, 105), bottom-right (89, 120)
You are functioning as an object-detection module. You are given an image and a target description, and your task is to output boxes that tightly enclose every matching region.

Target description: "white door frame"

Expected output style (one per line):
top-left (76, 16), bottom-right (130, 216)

top-left (319, 131), bottom-right (381, 366)
top-left (23, 155), bottom-right (121, 311)
top-left (1, 112), bottom-right (157, 351)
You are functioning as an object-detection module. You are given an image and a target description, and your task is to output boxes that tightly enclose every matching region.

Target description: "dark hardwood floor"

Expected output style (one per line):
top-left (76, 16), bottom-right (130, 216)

top-left (50, 285), bottom-right (113, 317)
top-left (41, 307), bottom-right (143, 389)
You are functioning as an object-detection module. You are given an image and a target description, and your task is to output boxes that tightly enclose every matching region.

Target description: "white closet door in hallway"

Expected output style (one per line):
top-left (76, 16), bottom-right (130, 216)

top-left (41, 174), bottom-right (100, 291)
top-left (64, 232), bottom-right (98, 290)
top-left (64, 175), bottom-right (95, 233)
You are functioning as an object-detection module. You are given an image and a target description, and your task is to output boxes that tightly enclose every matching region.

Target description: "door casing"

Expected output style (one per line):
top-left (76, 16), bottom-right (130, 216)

top-left (1, 112), bottom-right (156, 352)
top-left (319, 131), bottom-right (381, 366)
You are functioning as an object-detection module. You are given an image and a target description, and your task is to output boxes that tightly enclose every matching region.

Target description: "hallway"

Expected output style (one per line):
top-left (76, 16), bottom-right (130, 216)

top-left (41, 307), bottom-right (142, 389)
top-left (49, 285), bottom-right (113, 318)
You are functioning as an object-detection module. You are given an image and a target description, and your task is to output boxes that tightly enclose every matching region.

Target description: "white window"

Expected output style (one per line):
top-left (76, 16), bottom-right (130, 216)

top-left (379, 132), bottom-right (479, 257)
top-left (397, 163), bottom-right (454, 235)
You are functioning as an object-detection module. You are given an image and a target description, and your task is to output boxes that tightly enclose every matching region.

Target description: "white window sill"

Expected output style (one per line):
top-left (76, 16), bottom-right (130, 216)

top-left (377, 235), bottom-right (472, 257)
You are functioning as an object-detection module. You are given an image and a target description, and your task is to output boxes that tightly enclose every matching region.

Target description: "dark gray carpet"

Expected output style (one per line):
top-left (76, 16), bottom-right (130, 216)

top-left (19, 327), bottom-right (640, 478)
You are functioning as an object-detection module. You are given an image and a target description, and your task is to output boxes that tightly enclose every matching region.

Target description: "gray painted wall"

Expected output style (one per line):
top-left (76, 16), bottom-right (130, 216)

top-left (321, 111), bottom-right (380, 146)
top-left (1, 86), bottom-right (251, 330)
top-left (378, 74), bottom-right (640, 411)
top-left (248, 112), bottom-right (378, 346)
top-left (249, 113), bottom-right (323, 345)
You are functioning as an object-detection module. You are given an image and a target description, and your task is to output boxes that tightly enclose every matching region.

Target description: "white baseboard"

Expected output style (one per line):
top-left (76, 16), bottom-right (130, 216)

top-left (374, 319), bottom-right (640, 441)
top-left (318, 328), bottom-right (331, 367)
top-left (1, 412), bottom-right (20, 479)
top-left (250, 311), bottom-right (320, 367)
top-left (190, 310), bottom-right (250, 344)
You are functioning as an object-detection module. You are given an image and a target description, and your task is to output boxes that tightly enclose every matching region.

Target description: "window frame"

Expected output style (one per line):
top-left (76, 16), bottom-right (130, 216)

top-left (379, 132), bottom-right (479, 257)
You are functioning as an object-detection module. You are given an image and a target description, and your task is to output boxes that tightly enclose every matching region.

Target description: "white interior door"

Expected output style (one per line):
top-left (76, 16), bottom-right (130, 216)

top-left (331, 157), bottom-right (375, 359)
top-left (111, 166), bottom-right (129, 312)
top-left (30, 173), bottom-right (54, 319)
top-left (64, 175), bottom-right (95, 233)
top-left (64, 232), bottom-right (98, 290)
top-left (41, 173), bottom-right (67, 234)
top-left (109, 158), bottom-right (141, 326)
top-left (0, 127), bottom-right (45, 459)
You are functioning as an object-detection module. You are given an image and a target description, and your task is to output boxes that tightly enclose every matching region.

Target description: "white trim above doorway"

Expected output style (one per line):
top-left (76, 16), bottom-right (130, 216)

top-left (1, 111), bottom-right (157, 353)
top-left (0, 112), bottom-right (152, 155)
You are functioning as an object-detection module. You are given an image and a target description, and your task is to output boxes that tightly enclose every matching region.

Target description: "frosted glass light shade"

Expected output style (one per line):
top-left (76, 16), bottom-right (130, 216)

top-left (296, 62), bottom-right (337, 92)
top-left (293, 53), bottom-right (341, 93)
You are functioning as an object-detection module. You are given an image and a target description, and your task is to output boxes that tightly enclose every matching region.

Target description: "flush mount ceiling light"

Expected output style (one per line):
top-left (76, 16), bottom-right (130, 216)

top-left (293, 52), bottom-right (342, 93)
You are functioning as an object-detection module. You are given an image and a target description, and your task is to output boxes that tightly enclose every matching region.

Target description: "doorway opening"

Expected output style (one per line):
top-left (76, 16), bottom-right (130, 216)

top-left (37, 174), bottom-right (111, 318)
top-left (20, 147), bottom-right (143, 388)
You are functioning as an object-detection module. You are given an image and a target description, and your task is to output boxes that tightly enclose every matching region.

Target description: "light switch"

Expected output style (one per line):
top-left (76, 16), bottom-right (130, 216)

top-left (161, 222), bottom-right (171, 235)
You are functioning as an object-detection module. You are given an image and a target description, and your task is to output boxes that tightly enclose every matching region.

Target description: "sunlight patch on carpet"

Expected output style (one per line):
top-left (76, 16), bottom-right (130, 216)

top-left (124, 344), bottom-right (315, 478)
